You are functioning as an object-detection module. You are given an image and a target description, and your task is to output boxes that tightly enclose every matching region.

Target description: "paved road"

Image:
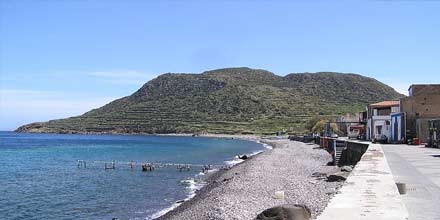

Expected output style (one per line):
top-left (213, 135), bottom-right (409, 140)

top-left (382, 144), bottom-right (440, 220)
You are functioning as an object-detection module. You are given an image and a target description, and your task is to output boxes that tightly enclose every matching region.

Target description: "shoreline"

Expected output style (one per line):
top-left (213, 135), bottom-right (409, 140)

top-left (11, 131), bottom-right (339, 219)
top-left (149, 134), bottom-right (270, 220)
top-left (156, 139), bottom-right (344, 220)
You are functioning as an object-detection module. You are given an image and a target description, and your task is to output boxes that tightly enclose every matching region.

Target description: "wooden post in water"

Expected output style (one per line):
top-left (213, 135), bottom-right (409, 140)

top-left (142, 163), bottom-right (154, 172)
top-left (77, 160), bottom-right (86, 168)
top-left (105, 161), bottom-right (115, 170)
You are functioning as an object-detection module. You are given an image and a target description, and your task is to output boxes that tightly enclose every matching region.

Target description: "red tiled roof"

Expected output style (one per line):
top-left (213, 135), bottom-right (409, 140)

top-left (369, 100), bottom-right (400, 107)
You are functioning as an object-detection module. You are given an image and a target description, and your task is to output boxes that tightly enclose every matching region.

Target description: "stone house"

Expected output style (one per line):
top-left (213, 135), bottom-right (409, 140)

top-left (400, 84), bottom-right (440, 142)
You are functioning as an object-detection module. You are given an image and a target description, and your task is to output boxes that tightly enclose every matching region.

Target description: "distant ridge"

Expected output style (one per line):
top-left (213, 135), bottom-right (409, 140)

top-left (16, 67), bottom-right (403, 134)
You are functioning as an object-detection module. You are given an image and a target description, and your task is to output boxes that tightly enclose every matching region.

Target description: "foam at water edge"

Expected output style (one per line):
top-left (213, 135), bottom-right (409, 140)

top-left (224, 157), bottom-right (243, 166)
top-left (262, 143), bottom-right (273, 150)
top-left (147, 202), bottom-right (181, 220)
top-left (224, 142), bottom-right (272, 166)
top-left (147, 178), bottom-right (206, 220)
top-left (197, 168), bottom-right (218, 176)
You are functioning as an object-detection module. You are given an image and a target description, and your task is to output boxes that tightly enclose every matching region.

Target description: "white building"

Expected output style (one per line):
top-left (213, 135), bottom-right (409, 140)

top-left (366, 100), bottom-right (400, 142)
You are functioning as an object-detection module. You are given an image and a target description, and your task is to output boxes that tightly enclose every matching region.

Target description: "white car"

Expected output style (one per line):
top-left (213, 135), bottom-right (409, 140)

top-left (348, 129), bottom-right (360, 139)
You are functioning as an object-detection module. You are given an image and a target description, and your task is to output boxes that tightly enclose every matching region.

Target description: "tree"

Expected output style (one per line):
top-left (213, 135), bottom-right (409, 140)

top-left (309, 119), bottom-right (339, 135)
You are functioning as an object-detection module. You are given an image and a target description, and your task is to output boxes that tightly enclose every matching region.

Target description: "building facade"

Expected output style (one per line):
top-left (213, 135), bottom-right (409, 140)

top-left (390, 112), bottom-right (406, 143)
top-left (366, 101), bottom-right (400, 142)
top-left (400, 84), bottom-right (440, 142)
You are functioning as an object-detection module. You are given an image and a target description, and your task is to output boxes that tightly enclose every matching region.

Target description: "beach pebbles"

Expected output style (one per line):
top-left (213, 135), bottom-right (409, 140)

top-left (159, 139), bottom-right (343, 220)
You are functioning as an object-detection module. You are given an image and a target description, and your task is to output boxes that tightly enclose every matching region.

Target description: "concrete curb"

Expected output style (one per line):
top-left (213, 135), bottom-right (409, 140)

top-left (317, 143), bottom-right (409, 220)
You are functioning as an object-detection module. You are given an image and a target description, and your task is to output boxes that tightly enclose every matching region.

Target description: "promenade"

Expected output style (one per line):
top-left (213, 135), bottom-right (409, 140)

top-left (382, 144), bottom-right (440, 220)
top-left (317, 143), bottom-right (408, 220)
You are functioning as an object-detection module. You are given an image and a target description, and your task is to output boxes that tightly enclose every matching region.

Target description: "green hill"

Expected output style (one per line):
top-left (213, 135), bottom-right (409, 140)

top-left (15, 67), bottom-right (403, 134)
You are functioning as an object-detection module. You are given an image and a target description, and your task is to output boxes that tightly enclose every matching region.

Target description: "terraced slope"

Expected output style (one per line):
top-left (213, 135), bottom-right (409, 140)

top-left (16, 67), bottom-right (402, 134)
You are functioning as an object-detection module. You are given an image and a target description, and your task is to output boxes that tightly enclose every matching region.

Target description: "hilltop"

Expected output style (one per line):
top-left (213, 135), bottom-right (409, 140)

top-left (16, 67), bottom-right (402, 134)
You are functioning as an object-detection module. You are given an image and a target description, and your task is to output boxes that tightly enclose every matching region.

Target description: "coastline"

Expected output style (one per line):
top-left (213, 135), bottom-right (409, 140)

top-left (148, 133), bottom-right (268, 220)
top-left (156, 138), bottom-right (344, 220)
top-left (10, 131), bottom-right (339, 219)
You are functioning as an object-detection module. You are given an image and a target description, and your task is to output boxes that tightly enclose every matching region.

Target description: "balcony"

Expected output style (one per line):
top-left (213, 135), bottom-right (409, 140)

top-left (372, 115), bottom-right (390, 121)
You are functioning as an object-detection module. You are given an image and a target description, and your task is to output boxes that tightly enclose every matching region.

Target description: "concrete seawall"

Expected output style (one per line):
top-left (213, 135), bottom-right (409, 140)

top-left (317, 143), bottom-right (409, 220)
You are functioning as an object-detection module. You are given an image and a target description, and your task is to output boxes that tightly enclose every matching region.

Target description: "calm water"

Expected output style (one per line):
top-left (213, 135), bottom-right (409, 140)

top-left (0, 132), bottom-right (265, 220)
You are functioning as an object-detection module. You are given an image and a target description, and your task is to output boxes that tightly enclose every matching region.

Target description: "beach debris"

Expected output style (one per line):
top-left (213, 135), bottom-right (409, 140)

top-left (326, 174), bottom-right (346, 182)
top-left (274, 191), bottom-right (285, 200)
top-left (238, 154), bottom-right (249, 160)
top-left (176, 200), bottom-right (185, 204)
top-left (255, 204), bottom-right (311, 220)
top-left (311, 172), bottom-right (327, 180)
top-left (341, 165), bottom-right (353, 172)
top-left (201, 165), bottom-right (213, 173)
top-left (220, 165), bottom-right (232, 170)
top-left (223, 176), bottom-right (234, 182)
top-left (308, 180), bottom-right (317, 184)
top-left (326, 161), bottom-right (336, 166)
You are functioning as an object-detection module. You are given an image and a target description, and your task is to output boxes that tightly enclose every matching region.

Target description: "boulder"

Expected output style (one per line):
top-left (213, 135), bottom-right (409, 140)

top-left (255, 204), bottom-right (311, 220)
top-left (238, 154), bottom-right (249, 160)
top-left (341, 166), bottom-right (353, 172)
top-left (326, 174), bottom-right (346, 182)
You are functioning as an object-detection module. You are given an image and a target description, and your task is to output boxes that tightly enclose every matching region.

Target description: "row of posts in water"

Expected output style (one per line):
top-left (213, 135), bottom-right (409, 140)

top-left (77, 160), bottom-right (215, 172)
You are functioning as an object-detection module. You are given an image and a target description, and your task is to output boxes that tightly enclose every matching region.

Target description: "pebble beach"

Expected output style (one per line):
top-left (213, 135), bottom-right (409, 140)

top-left (158, 138), bottom-right (346, 220)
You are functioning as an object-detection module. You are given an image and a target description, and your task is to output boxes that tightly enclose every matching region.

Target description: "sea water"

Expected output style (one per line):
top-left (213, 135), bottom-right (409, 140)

top-left (0, 131), bottom-right (266, 220)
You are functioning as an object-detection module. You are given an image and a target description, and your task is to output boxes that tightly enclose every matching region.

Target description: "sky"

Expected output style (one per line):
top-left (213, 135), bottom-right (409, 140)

top-left (1, 0), bottom-right (439, 131)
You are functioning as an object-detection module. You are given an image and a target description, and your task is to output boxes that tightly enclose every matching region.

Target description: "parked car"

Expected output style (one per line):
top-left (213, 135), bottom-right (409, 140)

top-left (348, 125), bottom-right (365, 140)
top-left (348, 129), bottom-right (360, 139)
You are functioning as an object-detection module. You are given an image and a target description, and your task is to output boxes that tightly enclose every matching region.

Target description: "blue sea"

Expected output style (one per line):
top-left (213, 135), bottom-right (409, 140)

top-left (0, 131), bottom-right (266, 220)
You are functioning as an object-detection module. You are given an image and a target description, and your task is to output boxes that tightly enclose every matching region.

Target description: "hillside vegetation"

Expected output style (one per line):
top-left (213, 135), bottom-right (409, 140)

top-left (16, 67), bottom-right (402, 134)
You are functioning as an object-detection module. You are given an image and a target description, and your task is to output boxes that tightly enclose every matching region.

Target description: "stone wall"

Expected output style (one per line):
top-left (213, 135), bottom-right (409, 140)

top-left (338, 142), bottom-right (369, 166)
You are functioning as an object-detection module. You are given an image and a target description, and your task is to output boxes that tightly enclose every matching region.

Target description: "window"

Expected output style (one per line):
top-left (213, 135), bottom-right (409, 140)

top-left (376, 126), bottom-right (382, 135)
